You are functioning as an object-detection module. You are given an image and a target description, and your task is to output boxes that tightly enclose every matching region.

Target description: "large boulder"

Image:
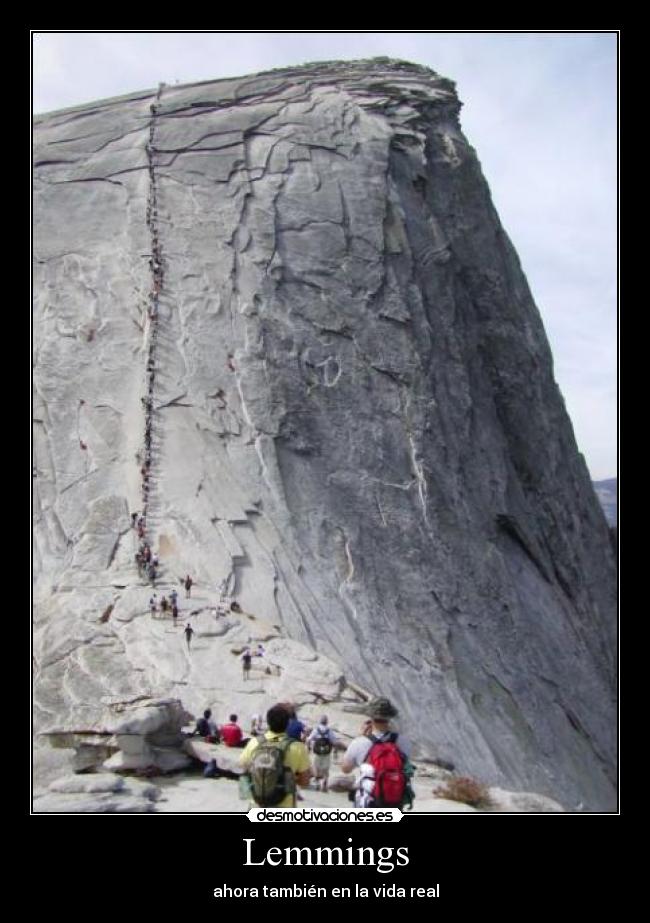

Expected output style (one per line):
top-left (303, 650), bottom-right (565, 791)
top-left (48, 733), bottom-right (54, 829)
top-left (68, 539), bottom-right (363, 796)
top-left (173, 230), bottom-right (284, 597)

top-left (102, 698), bottom-right (193, 773)
top-left (33, 773), bottom-right (160, 813)
top-left (183, 739), bottom-right (245, 774)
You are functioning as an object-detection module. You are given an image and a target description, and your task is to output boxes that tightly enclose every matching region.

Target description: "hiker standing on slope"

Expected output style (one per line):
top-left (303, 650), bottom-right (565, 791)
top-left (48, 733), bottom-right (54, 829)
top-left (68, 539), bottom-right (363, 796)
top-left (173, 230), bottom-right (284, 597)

top-left (284, 704), bottom-right (307, 742)
top-left (184, 623), bottom-right (194, 650)
top-left (184, 574), bottom-right (193, 598)
top-left (340, 697), bottom-right (414, 810)
top-left (239, 704), bottom-right (311, 807)
top-left (242, 649), bottom-right (252, 680)
top-left (307, 715), bottom-right (337, 793)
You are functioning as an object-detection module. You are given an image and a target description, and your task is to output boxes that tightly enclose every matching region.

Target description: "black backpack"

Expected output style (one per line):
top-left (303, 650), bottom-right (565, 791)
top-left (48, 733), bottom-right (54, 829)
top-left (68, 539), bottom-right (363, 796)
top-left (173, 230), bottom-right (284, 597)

top-left (312, 729), bottom-right (332, 756)
top-left (248, 737), bottom-right (295, 806)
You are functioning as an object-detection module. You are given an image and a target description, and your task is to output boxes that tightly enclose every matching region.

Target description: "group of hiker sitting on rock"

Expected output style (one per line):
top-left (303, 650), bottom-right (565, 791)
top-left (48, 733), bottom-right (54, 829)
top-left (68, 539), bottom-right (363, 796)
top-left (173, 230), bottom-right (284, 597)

top-left (193, 710), bottom-right (250, 749)
top-left (196, 697), bottom-right (414, 809)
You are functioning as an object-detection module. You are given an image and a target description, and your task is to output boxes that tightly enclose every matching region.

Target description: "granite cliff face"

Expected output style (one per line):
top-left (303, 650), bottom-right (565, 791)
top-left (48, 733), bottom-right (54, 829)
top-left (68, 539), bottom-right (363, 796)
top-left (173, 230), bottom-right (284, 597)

top-left (594, 478), bottom-right (617, 526)
top-left (33, 59), bottom-right (617, 810)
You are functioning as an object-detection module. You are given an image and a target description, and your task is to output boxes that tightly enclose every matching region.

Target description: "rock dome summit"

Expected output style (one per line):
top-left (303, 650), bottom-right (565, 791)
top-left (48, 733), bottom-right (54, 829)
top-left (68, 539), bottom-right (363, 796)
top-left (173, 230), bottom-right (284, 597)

top-left (33, 58), bottom-right (617, 812)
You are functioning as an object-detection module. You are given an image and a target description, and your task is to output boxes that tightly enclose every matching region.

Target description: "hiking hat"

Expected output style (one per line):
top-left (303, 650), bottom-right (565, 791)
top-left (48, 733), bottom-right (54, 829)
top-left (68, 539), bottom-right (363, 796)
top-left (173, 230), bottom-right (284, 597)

top-left (368, 697), bottom-right (398, 720)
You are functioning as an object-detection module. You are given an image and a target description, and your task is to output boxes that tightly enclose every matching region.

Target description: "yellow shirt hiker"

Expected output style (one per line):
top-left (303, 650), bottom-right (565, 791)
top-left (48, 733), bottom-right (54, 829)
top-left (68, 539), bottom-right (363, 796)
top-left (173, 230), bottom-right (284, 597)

top-left (240, 730), bottom-right (311, 808)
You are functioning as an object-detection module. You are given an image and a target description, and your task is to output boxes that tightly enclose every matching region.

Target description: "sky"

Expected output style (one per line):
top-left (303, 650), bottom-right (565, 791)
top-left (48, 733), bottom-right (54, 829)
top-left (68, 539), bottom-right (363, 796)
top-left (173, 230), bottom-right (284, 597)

top-left (32, 31), bottom-right (618, 480)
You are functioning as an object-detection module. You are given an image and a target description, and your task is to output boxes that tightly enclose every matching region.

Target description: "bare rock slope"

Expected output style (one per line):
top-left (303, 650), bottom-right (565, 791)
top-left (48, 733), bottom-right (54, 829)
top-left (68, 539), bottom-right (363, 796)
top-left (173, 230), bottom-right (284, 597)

top-left (33, 58), bottom-right (617, 811)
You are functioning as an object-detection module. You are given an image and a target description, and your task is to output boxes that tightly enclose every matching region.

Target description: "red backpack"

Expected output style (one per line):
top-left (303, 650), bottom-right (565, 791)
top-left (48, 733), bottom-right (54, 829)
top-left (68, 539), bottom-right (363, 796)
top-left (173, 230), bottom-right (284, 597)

top-left (366, 733), bottom-right (407, 808)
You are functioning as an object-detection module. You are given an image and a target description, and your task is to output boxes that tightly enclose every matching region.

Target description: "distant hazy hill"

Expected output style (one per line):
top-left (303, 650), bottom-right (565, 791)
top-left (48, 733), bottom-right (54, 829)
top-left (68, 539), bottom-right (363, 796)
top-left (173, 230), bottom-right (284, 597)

top-left (594, 479), bottom-right (617, 526)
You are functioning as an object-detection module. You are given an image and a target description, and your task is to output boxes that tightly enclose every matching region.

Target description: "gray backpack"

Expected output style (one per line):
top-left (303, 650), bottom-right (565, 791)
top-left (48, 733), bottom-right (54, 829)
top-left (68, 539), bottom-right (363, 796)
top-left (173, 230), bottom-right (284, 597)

top-left (248, 737), bottom-right (295, 806)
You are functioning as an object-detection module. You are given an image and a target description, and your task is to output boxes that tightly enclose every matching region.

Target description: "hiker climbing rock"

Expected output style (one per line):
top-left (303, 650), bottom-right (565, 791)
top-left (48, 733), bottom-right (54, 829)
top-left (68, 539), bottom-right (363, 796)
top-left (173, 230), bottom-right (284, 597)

top-left (137, 101), bottom-right (164, 565)
top-left (184, 623), bottom-right (194, 650)
top-left (160, 596), bottom-right (168, 613)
